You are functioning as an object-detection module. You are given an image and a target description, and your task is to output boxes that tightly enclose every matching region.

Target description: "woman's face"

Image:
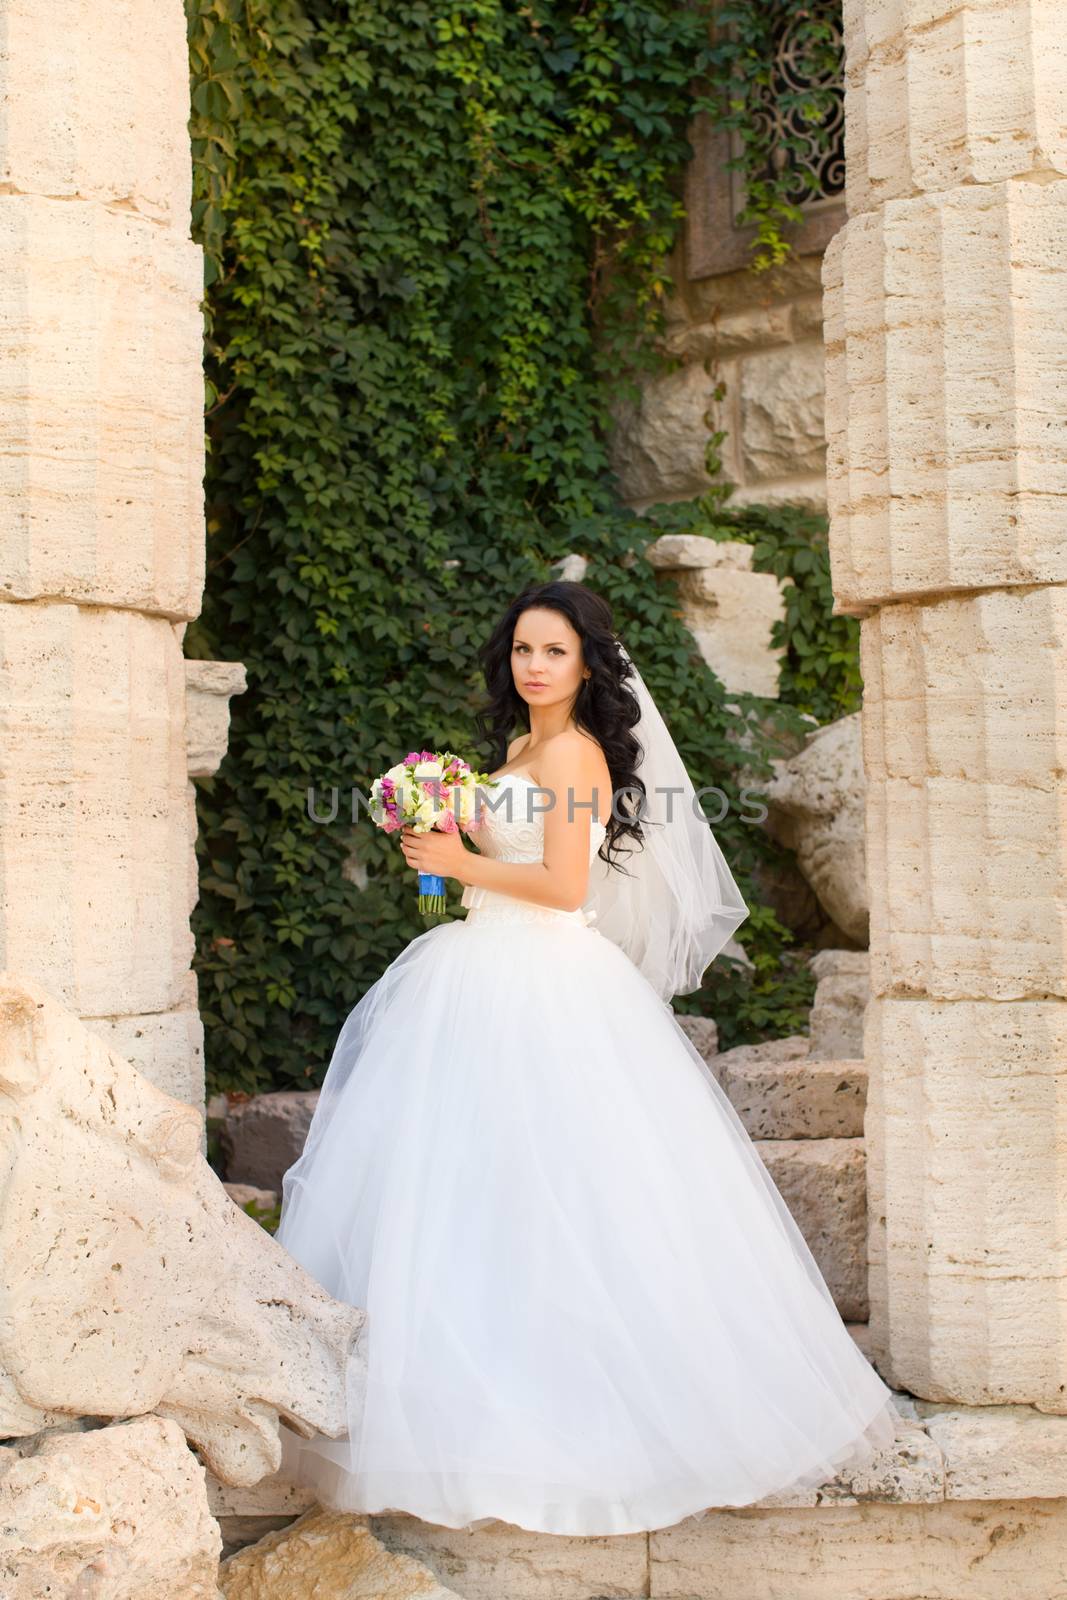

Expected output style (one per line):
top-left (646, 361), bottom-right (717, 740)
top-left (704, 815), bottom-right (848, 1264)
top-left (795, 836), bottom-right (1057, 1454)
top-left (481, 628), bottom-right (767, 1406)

top-left (511, 607), bottom-right (590, 711)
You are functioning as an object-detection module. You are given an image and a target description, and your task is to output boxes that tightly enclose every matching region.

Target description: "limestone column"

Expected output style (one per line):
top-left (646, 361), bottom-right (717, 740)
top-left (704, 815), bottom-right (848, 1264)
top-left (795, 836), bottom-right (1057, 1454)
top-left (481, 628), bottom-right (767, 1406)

top-left (824, 0), bottom-right (1067, 1406)
top-left (0, 1), bottom-right (209, 1105)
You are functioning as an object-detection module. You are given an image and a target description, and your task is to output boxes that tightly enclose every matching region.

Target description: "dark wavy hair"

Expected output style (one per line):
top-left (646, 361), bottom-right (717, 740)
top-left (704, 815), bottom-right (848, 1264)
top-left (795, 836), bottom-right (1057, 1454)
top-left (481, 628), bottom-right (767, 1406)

top-left (474, 580), bottom-right (645, 871)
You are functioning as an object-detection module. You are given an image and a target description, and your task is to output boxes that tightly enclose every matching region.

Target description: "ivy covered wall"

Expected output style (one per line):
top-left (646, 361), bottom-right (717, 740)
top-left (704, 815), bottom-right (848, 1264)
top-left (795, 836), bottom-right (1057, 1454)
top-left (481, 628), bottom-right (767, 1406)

top-left (185, 0), bottom-right (856, 1097)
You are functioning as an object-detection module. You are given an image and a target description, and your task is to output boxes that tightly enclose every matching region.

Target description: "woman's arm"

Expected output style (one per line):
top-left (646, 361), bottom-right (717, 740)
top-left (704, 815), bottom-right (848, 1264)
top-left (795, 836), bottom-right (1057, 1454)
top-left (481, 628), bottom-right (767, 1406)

top-left (458, 733), bottom-right (604, 913)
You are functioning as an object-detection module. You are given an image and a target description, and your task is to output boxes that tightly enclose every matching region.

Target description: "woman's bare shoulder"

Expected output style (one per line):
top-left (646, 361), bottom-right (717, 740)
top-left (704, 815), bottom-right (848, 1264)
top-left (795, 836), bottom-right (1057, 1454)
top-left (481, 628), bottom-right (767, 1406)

top-left (540, 727), bottom-right (610, 784)
top-left (506, 732), bottom-right (531, 760)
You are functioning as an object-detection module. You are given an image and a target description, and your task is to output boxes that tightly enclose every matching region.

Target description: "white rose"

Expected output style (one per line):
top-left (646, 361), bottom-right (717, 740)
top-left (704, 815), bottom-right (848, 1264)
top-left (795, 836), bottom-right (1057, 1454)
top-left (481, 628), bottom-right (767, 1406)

top-left (457, 786), bottom-right (476, 824)
top-left (413, 759), bottom-right (444, 779)
top-left (384, 763), bottom-right (409, 786)
top-left (414, 797), bottom-right (440, 828)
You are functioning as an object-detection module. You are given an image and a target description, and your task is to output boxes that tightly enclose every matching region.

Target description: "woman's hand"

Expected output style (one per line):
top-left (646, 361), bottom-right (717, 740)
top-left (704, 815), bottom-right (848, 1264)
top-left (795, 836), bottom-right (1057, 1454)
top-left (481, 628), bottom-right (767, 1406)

top-left (400, 825), bottom-right (472, 885)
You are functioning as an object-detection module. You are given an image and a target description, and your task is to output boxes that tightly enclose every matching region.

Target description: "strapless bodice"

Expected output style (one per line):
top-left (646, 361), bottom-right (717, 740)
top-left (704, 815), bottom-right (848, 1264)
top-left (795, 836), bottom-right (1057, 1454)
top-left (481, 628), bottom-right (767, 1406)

top-left (460, 772), bottom-right (607, 929)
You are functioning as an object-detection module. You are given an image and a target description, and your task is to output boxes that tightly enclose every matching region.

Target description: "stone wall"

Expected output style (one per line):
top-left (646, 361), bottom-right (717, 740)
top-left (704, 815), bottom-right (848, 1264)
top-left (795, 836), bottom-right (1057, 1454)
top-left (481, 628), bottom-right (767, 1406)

top-left (0, 0), bottom-right (241, 1109)
top-left (826, 0), bottom-right (1067, 1404)
top-left (611, 253), bottom-right (831, 514)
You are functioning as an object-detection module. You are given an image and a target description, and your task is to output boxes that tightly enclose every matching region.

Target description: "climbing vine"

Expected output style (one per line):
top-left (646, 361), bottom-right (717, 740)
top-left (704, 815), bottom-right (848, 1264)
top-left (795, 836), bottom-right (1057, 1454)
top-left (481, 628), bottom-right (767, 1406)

top-left (185, 0), bottom-right (846, 1096)
top-left (704, 0), bottom-right (843, 271)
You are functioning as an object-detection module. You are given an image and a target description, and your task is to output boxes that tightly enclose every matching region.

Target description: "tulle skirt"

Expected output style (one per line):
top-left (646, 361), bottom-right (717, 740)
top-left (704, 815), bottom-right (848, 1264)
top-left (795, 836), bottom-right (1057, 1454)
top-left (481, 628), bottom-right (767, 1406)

top-left (274, 900), bottom-right (900, 1537)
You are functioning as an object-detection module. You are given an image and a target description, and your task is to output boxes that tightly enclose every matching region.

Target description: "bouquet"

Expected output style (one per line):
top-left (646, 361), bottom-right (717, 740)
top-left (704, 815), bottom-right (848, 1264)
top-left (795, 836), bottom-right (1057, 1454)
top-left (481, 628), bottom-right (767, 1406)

top-left (369, 750), bottom-right (497, 915)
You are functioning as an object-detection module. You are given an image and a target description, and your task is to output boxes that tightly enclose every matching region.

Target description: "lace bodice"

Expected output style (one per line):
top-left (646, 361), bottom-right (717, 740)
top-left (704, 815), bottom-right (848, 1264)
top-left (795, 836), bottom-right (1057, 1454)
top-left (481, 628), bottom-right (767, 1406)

top-left (460, 772), bottom-right (607, 928)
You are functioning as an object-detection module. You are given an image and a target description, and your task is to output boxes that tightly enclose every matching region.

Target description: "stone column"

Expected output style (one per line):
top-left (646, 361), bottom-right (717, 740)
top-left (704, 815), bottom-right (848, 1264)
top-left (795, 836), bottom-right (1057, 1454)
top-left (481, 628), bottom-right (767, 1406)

top-left (0, 1), bottom-right (209, 1105)
top-left (824, 0), bottom-right (1067, 1406)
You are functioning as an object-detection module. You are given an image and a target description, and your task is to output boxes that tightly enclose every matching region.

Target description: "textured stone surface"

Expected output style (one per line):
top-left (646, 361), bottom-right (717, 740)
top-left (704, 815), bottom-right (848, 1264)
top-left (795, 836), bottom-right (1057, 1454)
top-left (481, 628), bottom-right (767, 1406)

top-left (187, 661), bottom-right (249, 778)
top-left (738, 343), bottom-right (826, 482)
top-left (0, 196), bottom-right (205, 618)
top-left (861, 592), bottom-right (1067, 1001)
top-left (0, 0), bottom-right (193, 225)
top-left (756, 1138), bottom-right (868, 1321)
top-left (824, 182), bottom-right (1067, 615)
top-left (921, 1404), bottom-right (1067, 1500)
top-left (0, 975), bottom-right (365, 1481)
top-left (844, 0), bottom-right (1067, 217)
top-left (0, 604), bottom-right (198, 1020)
top-left (85, 998), bottom-right (205, 1108)
top-left (0, 1415), bottom-right (222, 1599)
top-left (812, 1418), bottom-right (945, 1508)
top-left (221, 1091), bottom-right (321, 1192)
top-left (370, 1512), bottom-right (650, 1600)
top-left (660, 254), bottom-right (829, 512)
top-left (764, 712), bottom-right (868, 943)
top-left (649, 1498), bottom-right (1067, 1600)
top-left (725, 1055), bottom-right (866, 1140)
top-left (610, 361), bottom-right (716, 506)
top-left (810, 949), bottom-right (871, 1060)
top-left (220, 1509), bottom-right (463, 1599)
top-left (673, 563), bottom-right (787, 697)
top-left (865, 994), bottom-right (1067, 1407)
top-left (645, 534), bottom-right (755, 572)
top-left (645, 534), bottom-right (786, 697)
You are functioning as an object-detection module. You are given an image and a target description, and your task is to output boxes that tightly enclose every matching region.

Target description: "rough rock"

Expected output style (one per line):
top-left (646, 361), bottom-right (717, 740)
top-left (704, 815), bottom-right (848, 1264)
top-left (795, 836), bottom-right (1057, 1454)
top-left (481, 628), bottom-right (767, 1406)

top-left (645, 534), bottom-right (786, 697)
top-left (186, 660), bottom-right (249, 778)
top-left (724, 1056), bottom-right (866, 1141)
top-left (755, 1137), bottom-right (868, 1321)
top-left (738, 343), bottom-right (826, 483)
top-left (221, 1090), bottom-right (321, 1192)
top-left (917, 1403), bottom-right (1067, 1501)
top-left (0, 973), bottom-right (364, 1484)
top-left (609, 362), bottom-right (717, 506)
top-left (809, 949), bottom-right (871, 1059)
top-left (649, 1498), bottom-right (1067, 1599)
top-left (763, 712), bottom-right (868, 943)
top-left (220, 1508), bottom-right (464, 1599)
top-left (0, 1415), bottom-right (222, 1599)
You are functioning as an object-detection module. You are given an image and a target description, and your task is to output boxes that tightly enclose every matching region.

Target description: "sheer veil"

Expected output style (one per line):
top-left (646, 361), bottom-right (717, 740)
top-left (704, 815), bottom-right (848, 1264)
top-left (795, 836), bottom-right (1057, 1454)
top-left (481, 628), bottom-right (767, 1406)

top-left (582, 640), bottom-right (750, 1001)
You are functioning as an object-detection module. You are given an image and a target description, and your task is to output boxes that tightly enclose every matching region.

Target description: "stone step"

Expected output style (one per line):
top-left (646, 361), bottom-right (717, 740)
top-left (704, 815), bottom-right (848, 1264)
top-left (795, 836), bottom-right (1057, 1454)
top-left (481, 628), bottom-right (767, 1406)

top-left (755, 1137), bottom-right (868, 1321)
top-left (215, 1399), bottom-right (1067, 1597)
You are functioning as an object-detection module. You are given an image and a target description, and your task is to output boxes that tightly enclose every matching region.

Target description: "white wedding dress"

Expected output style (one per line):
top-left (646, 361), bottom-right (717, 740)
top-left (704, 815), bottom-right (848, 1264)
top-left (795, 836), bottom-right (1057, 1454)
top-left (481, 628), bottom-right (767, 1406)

top-left (274, 772), bottom-right (900, 1536)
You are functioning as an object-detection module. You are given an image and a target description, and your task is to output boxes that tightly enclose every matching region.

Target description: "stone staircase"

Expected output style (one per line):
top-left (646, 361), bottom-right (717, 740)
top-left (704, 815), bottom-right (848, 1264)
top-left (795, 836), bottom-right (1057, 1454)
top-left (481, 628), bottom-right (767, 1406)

top-left (209, 950), bottom-right (1067, 1595)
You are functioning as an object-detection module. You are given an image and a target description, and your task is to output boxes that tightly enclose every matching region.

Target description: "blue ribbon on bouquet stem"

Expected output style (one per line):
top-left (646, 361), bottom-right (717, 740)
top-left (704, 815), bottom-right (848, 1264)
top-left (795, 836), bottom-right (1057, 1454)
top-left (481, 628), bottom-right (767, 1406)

top-left (418, 872), bottom-right (447, 916)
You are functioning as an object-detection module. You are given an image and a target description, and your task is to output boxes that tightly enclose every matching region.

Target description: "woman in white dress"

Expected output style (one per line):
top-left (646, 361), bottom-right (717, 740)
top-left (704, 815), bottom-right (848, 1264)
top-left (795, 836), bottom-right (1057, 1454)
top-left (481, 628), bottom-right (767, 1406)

top-left (273, 579), bottom-right (899, 1537)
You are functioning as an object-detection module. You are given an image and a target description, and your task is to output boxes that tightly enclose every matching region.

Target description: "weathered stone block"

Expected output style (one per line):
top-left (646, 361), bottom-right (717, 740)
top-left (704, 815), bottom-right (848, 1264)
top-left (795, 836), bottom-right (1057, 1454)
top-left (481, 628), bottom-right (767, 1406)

top-left (809, 950), bottom-right (871, 1060)
top-left (85, 992), bottom-right (205, 1108)
top-left (764, 713), bottom-right (868, 944)
top-left (186, 660), bottom-right (249, 778)
top-left (0, 604), bottom-right (198, 1018)
top-left (0, 974), bottom-right (365, 1482)
top-left (725, 1056), bottom-right (866, 1140)
top-left (609, 361), bottom-right (716, 506)
top-left (739, 343), bottom-right (826, 483)
top-left (649, 1498), bottom-right (1067, 1600)
top-left (220, 1508), bottom-right (464, 1599)
top-left (0, 0), bottom-right (193, 226)
top-left (222, 1091), bottom-right (321, 1192)
top-left (756, 1138), bottom-right (868, 1321)
top-left (369, 1511), bottom-right (649, 1600)
top-left (861, 591), bottom-right (1067, 1001)
top-left (866, 995), bottom-right (1067, 1407)
top-left (0, 195), bottom-right (205, 617)
top-left (824, 181), bottom-right (1067, 614)
top-left (844, 0), bottom-right (1067, 216)
top-left (0, 1415), bottom-right (222, 1599)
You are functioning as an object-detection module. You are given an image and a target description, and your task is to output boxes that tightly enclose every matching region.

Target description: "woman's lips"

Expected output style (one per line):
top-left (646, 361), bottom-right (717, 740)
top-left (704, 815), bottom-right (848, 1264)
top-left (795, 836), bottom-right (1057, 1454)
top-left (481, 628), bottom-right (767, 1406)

top-left (525, 683), bottom-right (547, 690)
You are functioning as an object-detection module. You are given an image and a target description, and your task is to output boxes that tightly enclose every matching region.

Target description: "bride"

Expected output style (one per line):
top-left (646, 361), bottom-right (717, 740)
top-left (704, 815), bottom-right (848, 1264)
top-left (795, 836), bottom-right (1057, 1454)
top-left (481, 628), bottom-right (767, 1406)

top-left (273, 578), bottom-right (900, 1537)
